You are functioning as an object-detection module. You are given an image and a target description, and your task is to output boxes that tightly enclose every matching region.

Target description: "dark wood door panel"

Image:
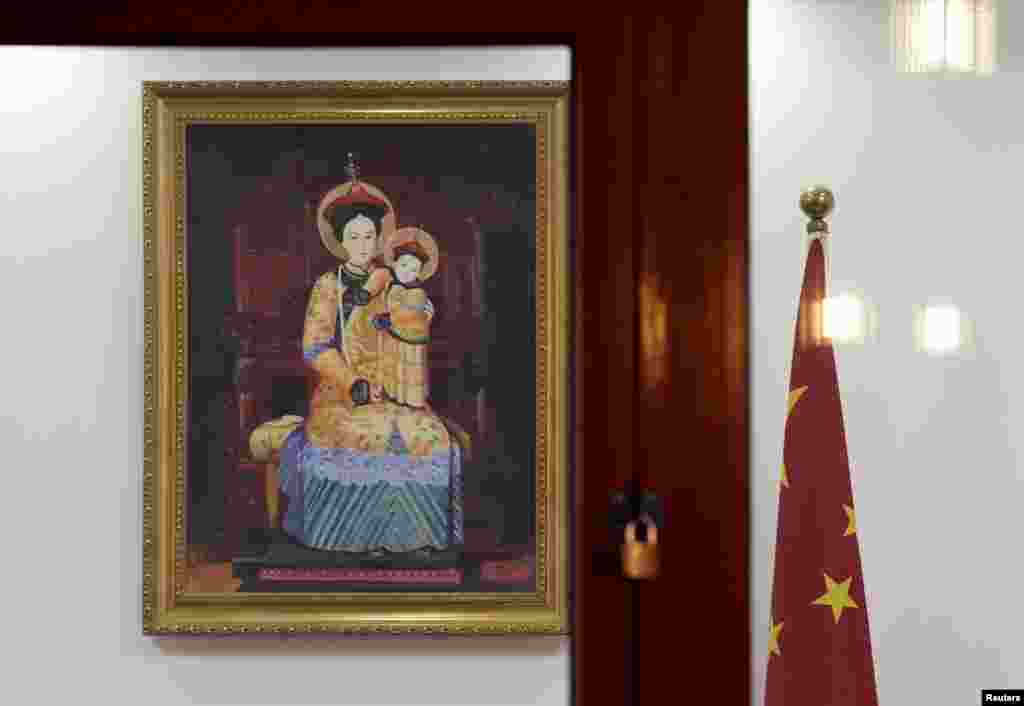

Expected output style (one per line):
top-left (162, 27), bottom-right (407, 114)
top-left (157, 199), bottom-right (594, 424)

top-left (573, 17), bottom-right (638, 706)
top-left (630, 8), bottom-right (750, 706)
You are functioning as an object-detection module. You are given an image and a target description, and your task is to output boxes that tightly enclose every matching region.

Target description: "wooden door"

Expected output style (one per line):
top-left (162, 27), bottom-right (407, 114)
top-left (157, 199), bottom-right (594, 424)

top-left (573, 7), bottom-right (750, 705)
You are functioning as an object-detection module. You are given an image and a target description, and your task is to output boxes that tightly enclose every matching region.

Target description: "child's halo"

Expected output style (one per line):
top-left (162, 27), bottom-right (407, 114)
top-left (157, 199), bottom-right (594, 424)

top-left (386, 226), bottom-right (440, 281)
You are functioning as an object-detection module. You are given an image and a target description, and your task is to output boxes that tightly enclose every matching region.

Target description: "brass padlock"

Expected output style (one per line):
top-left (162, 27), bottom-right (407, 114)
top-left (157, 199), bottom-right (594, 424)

top-left (621, 514), bottom-right (659, 579)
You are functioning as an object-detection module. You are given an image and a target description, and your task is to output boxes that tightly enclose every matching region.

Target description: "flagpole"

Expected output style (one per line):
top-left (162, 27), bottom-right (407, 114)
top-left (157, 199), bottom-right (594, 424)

top-left (799, 185), bottom-right (834, 300)
top-left (799, 186), bottom-right (835, 346)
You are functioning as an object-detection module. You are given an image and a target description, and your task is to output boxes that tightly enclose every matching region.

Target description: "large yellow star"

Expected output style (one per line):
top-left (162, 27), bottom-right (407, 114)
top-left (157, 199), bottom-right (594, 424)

top-left (811, 572), bottom-right (859, 624)
top-left (788, 386), bottom-right (808, 416)
top-left (779, 386), bottom-right (808, 490)
top-left (768, 620), bottom-right (784, 658)
top-left (843, 504), bottom-right (856, 536)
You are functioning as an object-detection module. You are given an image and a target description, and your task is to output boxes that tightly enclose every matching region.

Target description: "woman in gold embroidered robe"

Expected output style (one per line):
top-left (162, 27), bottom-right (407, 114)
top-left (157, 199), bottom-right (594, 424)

top-left (275, 180), bottom-right (462, 553)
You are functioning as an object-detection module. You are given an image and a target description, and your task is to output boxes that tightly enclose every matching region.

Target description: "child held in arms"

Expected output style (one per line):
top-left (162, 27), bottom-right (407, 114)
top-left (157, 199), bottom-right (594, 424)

top-left (370, 228), bottom-right (438, 409)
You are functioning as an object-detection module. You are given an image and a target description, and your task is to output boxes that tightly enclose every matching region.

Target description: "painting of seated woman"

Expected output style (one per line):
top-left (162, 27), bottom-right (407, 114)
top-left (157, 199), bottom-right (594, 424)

top-left (276, 178), bottom-right (462, 556)
top-left (184, 127), bottom-right (539, 592)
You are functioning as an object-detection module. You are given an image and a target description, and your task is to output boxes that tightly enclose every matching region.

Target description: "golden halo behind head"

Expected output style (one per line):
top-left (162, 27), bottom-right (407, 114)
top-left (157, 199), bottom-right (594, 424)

top-left (317, 181), bottom-right (397, 262)
top-left (388, 226), bottom-right (440, 281)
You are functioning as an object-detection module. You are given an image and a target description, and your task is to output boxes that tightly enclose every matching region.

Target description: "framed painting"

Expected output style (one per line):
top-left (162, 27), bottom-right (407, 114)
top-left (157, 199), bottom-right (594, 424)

top-left (142, 81), bottom-right (570, 634)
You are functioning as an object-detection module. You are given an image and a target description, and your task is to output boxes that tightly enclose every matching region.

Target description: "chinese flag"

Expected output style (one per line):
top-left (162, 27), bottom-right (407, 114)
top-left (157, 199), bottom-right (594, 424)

top-left (763, 238), bottom-right (880, 705)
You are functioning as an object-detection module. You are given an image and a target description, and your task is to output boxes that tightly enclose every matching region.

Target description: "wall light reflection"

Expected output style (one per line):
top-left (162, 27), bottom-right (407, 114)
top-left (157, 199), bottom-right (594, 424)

top-left (913, 303), bottom-right (972, 355)
top-left (824, 293), bottom-right (868, 345)
top-left (892, 0), bottom-right (998, 75)
top-left (814, 291), bottom-right (878, 347)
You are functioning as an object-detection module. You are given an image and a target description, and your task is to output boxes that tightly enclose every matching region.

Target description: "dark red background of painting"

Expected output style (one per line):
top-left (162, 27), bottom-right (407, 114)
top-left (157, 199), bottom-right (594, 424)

top-left (2, 5), bottom-right (750, 704)
top-left (185, 123), bottom-right (540, 565)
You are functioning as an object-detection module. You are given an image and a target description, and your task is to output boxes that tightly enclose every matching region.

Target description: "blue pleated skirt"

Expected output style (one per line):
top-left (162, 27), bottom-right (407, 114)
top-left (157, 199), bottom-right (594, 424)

top-left (278, 426), bottom-right (463, 552)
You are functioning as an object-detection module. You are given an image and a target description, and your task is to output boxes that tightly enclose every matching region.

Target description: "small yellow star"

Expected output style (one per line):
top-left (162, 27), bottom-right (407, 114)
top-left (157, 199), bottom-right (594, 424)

top-left (811, 572), bottom-right (859, 624)
top-left (768, 620), bottom-right (784, 658)
top-left (843, 504), bottom-right (856, 536)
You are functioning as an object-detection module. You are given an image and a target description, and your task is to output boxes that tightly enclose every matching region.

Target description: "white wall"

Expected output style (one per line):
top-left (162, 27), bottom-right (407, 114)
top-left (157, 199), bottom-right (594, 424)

top-left (0, 46), bottom-right (569, 706)
top-left (751, 2), bottom-right (1024, 704)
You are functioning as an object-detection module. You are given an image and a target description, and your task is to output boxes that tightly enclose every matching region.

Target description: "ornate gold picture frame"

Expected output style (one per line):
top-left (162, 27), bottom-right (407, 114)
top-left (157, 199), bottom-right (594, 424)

top-left (142, 81), bottom-right (570, 635)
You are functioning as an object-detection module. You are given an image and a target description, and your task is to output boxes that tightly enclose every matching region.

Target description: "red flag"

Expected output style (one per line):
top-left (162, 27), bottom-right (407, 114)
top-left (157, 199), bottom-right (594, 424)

top-left (763, 237), bottom-right (879, 705)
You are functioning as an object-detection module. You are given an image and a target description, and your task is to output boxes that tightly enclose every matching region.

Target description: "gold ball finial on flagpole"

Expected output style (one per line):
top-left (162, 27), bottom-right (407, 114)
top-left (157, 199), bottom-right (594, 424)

top-left (800, 185), bottom-right (834, 234)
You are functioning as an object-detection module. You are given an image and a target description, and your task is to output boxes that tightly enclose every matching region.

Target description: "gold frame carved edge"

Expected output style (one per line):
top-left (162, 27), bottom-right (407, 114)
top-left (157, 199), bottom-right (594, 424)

top-left (142, 81), bottom-right (571, 636)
